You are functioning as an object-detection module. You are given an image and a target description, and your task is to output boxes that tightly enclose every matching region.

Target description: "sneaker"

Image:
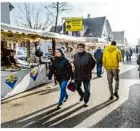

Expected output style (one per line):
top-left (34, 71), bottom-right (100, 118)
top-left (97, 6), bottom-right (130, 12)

top-left (114, 92), bottom-right (119, 99)
top-left (109, 95), bottom-right (114, 100)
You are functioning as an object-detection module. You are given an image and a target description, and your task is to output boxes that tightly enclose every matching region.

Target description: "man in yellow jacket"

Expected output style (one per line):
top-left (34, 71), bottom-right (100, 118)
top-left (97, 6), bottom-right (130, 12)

top-left (103, 41), bottom-right (122, 100)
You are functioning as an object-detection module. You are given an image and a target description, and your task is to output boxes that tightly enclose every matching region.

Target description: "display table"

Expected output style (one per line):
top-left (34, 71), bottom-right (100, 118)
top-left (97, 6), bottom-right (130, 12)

top-left (1, 64), bottom-right (50, 100)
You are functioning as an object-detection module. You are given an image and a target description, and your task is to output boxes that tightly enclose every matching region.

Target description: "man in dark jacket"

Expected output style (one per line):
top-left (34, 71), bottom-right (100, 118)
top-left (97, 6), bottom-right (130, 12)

top-left (137, 54), bottom-right (140, 77)
top-left (129, 48), bottom-right (133, 61)
top-left (94, 47), bottom-right (103, 77)
top-left (73, 44), bottom-right (95, 106)
top-left (137, 54), bottom-right (140, 65)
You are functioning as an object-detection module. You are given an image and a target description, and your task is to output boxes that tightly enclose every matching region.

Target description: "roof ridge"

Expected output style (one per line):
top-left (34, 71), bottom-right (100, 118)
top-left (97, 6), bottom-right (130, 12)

top-left (84, 16), bottom-right (106, 20)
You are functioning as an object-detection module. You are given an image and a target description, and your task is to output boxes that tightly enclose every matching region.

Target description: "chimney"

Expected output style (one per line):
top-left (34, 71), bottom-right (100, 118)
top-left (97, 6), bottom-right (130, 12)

top-left (87, 14), bottom-right (90, 18)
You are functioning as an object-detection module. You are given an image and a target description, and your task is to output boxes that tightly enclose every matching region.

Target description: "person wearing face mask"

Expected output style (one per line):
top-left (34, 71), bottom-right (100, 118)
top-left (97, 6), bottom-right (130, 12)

top-left (48, 49), bottom-right (74, 109)
top-left (73, 44), bottom-right (96, 107)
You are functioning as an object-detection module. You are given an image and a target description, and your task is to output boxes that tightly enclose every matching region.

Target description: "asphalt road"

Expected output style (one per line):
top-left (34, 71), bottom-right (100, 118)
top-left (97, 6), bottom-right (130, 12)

top-left (92, 83), bottom-right (140, 128)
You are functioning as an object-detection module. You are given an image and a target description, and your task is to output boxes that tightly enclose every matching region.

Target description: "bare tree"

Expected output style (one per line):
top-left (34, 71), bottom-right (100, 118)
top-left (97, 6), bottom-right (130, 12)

top-left (13, 3), bottom-right (53, 57)
top-left (43, 2), bottom-right (72, 55)
top-left (15, 3), bottom-right (52, 30)
top-left (43, 2), bottom-right (72, 32)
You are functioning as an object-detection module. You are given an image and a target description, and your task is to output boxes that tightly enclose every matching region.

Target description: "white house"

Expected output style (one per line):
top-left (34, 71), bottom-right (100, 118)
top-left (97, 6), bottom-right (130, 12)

top-left (1, 2), bottom-right (14, 24)
top-left (50, 16), bottom-right (113, 44)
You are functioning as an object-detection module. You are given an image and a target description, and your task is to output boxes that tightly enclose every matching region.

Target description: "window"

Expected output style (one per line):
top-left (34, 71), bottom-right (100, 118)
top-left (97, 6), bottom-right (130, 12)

top-left (17, 51), bottom-right (25, 55)
top-left (72, 32), bottom-right (76, 36)
top-left (76, 31), bottom-right (80, 37)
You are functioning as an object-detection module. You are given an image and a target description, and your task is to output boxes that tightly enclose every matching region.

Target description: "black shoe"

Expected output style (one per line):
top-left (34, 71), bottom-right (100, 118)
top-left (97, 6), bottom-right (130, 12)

top-left (98, 76), bottom-right (102, 78)
top-left (84, 102), bottom-right (89, 107)
top-left (79, 95), bottom-right (84, 102)
top-left (57, 104), bottom-right (62, 109)
top-left (114, 92), bottom-right (119, 99)
top-left (64, 97), bottom-right (68, 102)
top-left (109, 95), bottom-right (114, 100)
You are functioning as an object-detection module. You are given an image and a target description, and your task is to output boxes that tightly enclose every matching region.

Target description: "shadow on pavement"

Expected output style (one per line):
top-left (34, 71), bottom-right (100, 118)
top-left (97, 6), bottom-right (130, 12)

top-left (3, 85), bottom-right (139, 128)
top-left (1, 99), bottom-right (117, 128)
top-left (91, 84), bottom-right (140, 128)
top-left (39, 87), bottom-right (59, 95)
top-left (1, 86), bottom-right (59, 105)
top-left (92, 76), bottom-right (99, 80)
top-left (1, 102), bottom-right (57, 128)
top-left (1, 102), bottom-right (78, 128)
top-left (120, 67), bottom-right (139, 79)
top-left (50, 99), bottom-right (117, 128)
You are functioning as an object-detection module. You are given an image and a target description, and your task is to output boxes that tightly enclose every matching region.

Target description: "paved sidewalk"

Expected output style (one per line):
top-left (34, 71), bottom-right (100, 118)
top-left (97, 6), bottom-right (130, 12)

top-left (1, 62), bottom-right (140, 128)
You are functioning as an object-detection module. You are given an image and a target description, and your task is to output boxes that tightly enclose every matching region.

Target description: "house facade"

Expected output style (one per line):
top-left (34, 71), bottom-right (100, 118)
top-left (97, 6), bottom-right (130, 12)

top-left (50, 16), bottom-right (113, 43)
top-left (1, 2), bottom-right (14, 24)
top-left (112, 31), bottom-right (125, 45)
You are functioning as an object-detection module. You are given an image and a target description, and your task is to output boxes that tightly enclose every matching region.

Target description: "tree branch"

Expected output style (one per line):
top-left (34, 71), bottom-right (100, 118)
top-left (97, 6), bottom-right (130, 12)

top-left (43, 2), bottom-right (72, 32)
top-left (14, 2), bottom-right (53, 30)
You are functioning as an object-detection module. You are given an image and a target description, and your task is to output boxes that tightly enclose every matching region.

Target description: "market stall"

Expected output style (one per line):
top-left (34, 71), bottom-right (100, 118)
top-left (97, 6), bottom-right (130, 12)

top-left (1, 23), bottom-right (86, 100)
top-left (1, 65), bottom-right (49, 100)
top-left (1, 23), bottom-right (108, 100)
top-left (1, 23), bottom-right (51, 100)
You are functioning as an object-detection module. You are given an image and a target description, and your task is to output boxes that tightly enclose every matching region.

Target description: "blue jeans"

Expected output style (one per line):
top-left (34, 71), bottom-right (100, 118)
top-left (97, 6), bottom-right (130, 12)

top-left (97, 63), bottom-right (102, 77)
top-left (59, 81), bottom-right (68, 105)
top-left (75, 80), bottom-right (90, 104)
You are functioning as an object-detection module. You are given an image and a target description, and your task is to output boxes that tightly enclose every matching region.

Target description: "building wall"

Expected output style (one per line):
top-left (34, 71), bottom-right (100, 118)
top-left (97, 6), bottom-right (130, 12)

top-left (102, 21), bottom-right (108, 39)
top-left (101, 20), bottom-right (113, 41)
top-left (113, 31), bottom-right (125, 45)
top-left (1, 2), bottom-right (10, 24)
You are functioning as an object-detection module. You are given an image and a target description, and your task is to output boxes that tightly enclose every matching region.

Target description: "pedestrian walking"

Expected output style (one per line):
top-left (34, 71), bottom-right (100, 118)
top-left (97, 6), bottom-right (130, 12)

top-left (120, 49), bottom-right (125, 62)
top-left (73, 44), bottom-right (95, 106)
top-left (137, 54), bottom-right (140, 77)
top-left (94, 47), bottom-right (103, 77)
top-left (129, 48), bottom-right (133, 61)
top-left (126, 49), bottom-right (130, 61)
top-left (48, 49), bottom-right (74, 109)
top-left (103, 41), bottom-right (122, 100)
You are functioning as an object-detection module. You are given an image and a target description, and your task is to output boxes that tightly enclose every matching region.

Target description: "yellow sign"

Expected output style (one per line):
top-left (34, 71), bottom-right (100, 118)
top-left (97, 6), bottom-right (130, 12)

top-left (8, 74), bottom-right (15, 83)
top-left (31, 69), bottom-right (37, 76)
top-left (65, 17), bottom-right (83, 32)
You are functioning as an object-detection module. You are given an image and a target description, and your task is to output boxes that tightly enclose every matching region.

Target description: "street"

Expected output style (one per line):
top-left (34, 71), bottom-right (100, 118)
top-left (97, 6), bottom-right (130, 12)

top-left (1, 55), bottom-right (140, 128)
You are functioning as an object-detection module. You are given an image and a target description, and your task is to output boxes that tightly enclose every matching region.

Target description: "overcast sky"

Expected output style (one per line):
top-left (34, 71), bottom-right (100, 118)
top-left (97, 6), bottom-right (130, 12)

top-left (10, 0), bottom-right (140, 45)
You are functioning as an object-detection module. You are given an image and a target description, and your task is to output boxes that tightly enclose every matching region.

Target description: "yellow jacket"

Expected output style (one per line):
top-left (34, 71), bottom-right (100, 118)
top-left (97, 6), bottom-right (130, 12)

top-left (103, 45), bottom-right (122, 69)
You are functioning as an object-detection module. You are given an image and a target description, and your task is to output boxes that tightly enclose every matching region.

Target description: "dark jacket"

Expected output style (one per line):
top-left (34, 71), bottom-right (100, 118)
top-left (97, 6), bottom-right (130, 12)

top-left (129, 49), bottom-right (133, 56)
top-left (48, 56), bottom-right (74, 82)
top-left (94, 49), bottom-right (103, 64)
top-left (137, 54), bottom-right (140, 65)
top-left (74, 52), bottom-right (95, 81)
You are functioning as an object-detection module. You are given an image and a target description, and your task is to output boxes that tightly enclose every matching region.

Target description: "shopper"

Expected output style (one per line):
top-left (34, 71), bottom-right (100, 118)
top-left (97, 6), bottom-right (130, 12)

top-left (94, 47), bottom-right (103, 77)
top-left (48, 49), bottom-right (74, 109)
top-left (73, 43), bottom-right (95, 106)
top-left (103, 41), bottom-right (122, 100)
